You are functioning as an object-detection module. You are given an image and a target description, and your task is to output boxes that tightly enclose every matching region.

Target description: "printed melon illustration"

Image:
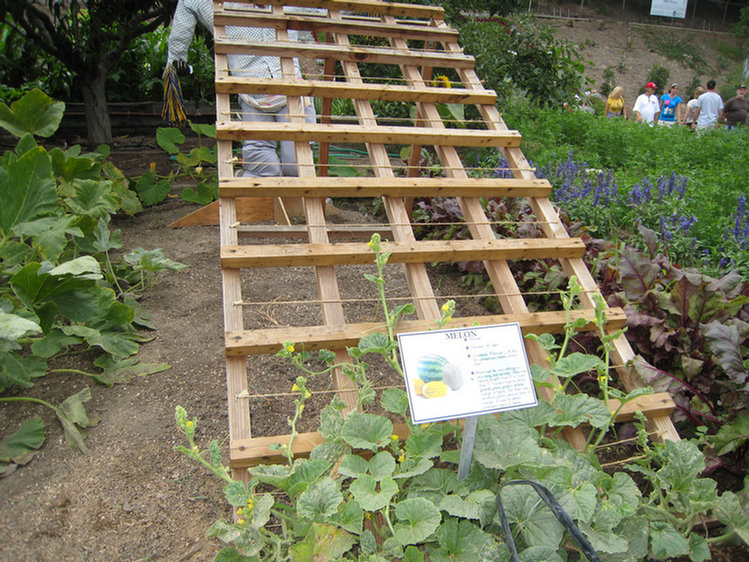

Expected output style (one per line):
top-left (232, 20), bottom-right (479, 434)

top-left (417, 354), bottom-right (450, 383)
top-left (442, 363), bottom-right (464, 391)
top-left (415, 355), bottom-right (464, 397)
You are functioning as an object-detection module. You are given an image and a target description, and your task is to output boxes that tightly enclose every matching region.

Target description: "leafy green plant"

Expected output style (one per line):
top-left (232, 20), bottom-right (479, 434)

top-left (458, 15), bottom-right (589, 107)
top-left (177, 235), bottom-right (748, 561)
top-left (646, 64), bottom-right (670, 96)
top-left (0, 89), bottom-right (180, 467)
top-left (132, 122), bottom-right (219, 207)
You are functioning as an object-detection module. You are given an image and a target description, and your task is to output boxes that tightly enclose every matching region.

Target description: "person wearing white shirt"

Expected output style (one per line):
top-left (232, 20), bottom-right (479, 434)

top-left (691, 80), bottom-right (724, 132)
top-left (166, 0), bottom-right (318, 177)
top-left (633, 81), bottom-right (661, 126)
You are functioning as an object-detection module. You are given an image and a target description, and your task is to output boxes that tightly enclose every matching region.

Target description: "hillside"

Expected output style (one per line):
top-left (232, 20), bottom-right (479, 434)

top-left (540, 2), bottom-right (746, 106)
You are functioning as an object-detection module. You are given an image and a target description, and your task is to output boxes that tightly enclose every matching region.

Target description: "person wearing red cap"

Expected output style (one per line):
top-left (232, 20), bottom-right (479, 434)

top-left (633, 82), bottom-right (660, 126)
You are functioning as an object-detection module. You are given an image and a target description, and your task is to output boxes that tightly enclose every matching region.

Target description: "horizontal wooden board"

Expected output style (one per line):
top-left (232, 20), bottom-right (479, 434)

top-left (214, 11), bottom-right (458, 42)
top-left (237, 224), bottom-right (393, 240)
top-left (215, 77), bottom-right (496, 105)
top-left (219, 176), bottom-right (550, 199)
top-left (214, 37), bottom-right (474, 68)
top-left (216, 121), bottom-right (522, 148)
top-left (229, 391), bottom-right (675, 466)
top-left (233, 0), bottom-right (446, 19)
top-left (226, 307), bottom-right (628, 356)
top-left (221, 238), bottom-right (586, 268)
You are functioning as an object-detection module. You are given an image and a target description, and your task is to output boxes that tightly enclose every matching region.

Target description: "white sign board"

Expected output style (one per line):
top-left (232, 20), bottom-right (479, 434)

top-left (398, 323), bottom-right (537, 424)
top-left (650, 0), bottom-right (687, 18)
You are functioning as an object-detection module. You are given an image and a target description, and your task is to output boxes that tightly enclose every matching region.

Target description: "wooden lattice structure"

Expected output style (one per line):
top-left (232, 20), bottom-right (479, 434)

top-left (211, 0), bottom-right (679, 480)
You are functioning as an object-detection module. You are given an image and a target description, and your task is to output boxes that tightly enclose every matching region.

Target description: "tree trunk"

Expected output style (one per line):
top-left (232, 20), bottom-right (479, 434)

top-left (80, 68), bottom-right (113, 147)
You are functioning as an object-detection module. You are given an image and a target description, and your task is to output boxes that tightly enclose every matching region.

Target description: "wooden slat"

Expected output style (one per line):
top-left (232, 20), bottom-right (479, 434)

top-left (233, 0), bottom-right (445, 19)
top-left (226, 308), bottom-right (628, 356)
top-left (221, 238), bottom-right (585, 268)
top-left (214, 37), bottom-right (475, 68)
top-left (215, 77), bottom-right (496, 105)
top-left (229, 392), bottom-right (676, 466)
top-left (216, 121), bottom-right (522, 148)
top-left (219, 176), bottom-right (550, 198)
top-left (236, 224), bottom-right (393, 240)
top-left (214, 11), bottom-right (459, 42)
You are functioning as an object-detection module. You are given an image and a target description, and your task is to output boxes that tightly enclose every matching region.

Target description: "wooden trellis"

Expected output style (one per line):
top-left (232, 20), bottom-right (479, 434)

top-left (211, 0), bottom-right (679, 480)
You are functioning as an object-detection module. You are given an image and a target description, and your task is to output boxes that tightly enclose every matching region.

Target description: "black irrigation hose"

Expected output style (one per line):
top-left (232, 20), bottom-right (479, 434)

top-left (495, 479), bottom-right (603, 562)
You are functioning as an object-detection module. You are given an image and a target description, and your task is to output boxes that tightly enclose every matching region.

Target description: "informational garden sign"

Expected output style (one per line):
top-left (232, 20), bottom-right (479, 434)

top-left (650, 0), bottom-right (687, 18)
top-left (398, 323), bottom-right (537, 424)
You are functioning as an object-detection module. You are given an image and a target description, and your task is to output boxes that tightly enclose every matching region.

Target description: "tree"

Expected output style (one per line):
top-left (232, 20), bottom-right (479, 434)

top-left (1, 1), bottom-right (175, 146)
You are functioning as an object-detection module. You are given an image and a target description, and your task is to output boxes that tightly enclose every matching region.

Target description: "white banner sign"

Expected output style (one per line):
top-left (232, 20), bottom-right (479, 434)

top-left (398, 323), bottom-right (537, 424)
top-left (650, 0), bottom-right (687, 18)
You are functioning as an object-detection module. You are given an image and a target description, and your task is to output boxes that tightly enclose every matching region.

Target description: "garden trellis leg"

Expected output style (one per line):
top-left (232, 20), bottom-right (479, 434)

top-left (210, 0), bottom-right (679, 483)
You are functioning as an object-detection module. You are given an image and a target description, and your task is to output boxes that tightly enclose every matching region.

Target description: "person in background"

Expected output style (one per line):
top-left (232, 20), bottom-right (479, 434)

top-left (681, 86), bottom-right (704, 128)
top-left (633, 81), bottom-right (660, 126)
top-left (165, 0), bottom-right (317, 177)
top-left (604, 86), bottom-right (627, 119)
top-left (691, 79), bottom-right (723, 132)
top-left (722, 84), bottom-right (749, 129)
top-left (658, 82), bottom-right (682, 127)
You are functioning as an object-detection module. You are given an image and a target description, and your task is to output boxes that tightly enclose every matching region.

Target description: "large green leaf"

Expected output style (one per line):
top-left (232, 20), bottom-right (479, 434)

top-left (381, 388), bottom-right (409, 417)
top-left (296, 478), bottom-right (343, 520)
top-left (405, 431), bottom-right (442, 459)
top-left (0, 89), bottom-right (64, 138)
top-left (289, 523), bottom-right (355, 562)
top-left (557, 481), bottom-right (597, 523)
top-left (474, 415), bottom-right (542, 470)
top-left (248, 464), bottom-right (291, 491)
top-left (49, 146), bottom-right (102, 185)
top-left (716, 491), bottom-right (749, 543)
top-left (13, 216), bottom-right (81, 263)
top-left (393, 497), bottom-right (441, 545)
top-left (339, 454), bottom-right (369, 478)
top-left (550, 353), bottom-right (604, 378)
top-left (656, 440), bottom-right (705, 494)
top-left (0, 146), bottom-right (57, 234)
top-left (439, 489), bottom-right (495, 526)
top-left (56, 387), bottom-right (92, 452)
top-left (0, 416), bottom-right (45, 463)
top-left (649, 521), bottom-right (689, 559)
top-left (330, 500), bottom-right (363, 535)
top-left (549, 393), bottom-right (610, 429)
top-left (123, 247), bottom-right (187, 273)
top-left (64, 179), bottom-right (120, 218)
top-left (499, 485), bottom-right (564, 548)
top-left (595, 516), bottom-right (649, 561)
top-left (62, 324), bottom-right (139, 360)
top-left (349, 474), bottom-right (398, 511)
top-left (0, 309), bottom-right (41, 345)
top-left (341, 412), bottom-right (393, 452)
top-left (518, 546), bottom-right (565, 562)
top-left (156, 127), bottom-right (186, 154)
top-left (0, 351), bottom-right (47, 392)
top-left (133, 171), bottom-right (171, 207)
top-left (181, 180), bottom-right (215, 206)
top-left (288, 458), bottom-right (332, 496)
top-left (431, 517), bottom-right (495, 562)
top-left (368, 451), bottom-right (397, 481)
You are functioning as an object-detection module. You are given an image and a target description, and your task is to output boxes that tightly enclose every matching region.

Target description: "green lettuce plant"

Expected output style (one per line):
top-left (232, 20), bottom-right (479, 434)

top-left (177, 234), bottom-right (748, 561)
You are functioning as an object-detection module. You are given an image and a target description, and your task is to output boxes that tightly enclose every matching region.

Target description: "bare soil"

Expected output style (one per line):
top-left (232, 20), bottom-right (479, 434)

top-left (1, 8), bottom-right (747, 562)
